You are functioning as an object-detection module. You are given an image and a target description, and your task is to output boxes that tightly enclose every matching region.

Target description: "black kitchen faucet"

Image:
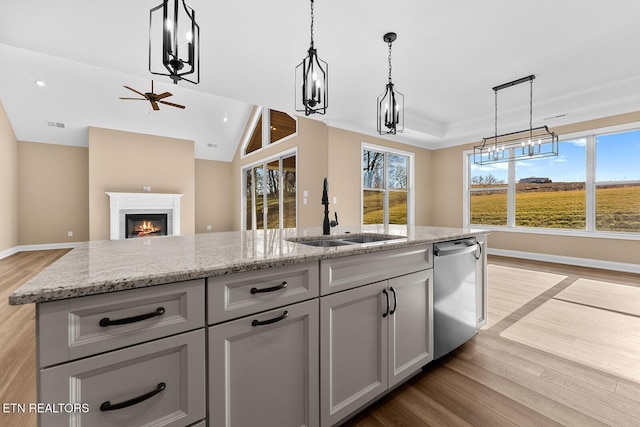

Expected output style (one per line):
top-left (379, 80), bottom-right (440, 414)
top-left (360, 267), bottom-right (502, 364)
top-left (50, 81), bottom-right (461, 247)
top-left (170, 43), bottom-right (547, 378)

top-left (322, 178), bottom-right (338, 235)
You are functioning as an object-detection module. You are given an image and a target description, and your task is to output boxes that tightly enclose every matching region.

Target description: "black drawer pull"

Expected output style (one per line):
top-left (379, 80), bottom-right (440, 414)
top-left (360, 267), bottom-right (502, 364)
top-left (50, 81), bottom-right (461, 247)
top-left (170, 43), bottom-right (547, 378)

top-left (389, 287), bottom-right (397, 315)
top-left (382, 289), bottom-right (390, 318)
top-left (100, 382), bottom-right (166, 411)
top-left (252, 310), bottom-right (288, 327)
top-left (250, 281), bottom-right (288, 294)
top-left (99, 307), bottom-right (165, 327)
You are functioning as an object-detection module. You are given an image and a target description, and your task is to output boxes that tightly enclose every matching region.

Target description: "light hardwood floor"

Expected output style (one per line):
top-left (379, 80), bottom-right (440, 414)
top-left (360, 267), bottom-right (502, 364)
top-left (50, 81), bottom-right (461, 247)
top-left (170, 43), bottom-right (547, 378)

top-left (1, 251), bottom-right (639, 426)
top-left (0, 249), bottom-right (70, 427)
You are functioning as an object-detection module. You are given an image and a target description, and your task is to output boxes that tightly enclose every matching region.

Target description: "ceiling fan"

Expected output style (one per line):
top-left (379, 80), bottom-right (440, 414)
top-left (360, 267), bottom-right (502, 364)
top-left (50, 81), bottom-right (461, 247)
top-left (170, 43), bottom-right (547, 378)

top-left (119, 80), bottom-right (185, 110)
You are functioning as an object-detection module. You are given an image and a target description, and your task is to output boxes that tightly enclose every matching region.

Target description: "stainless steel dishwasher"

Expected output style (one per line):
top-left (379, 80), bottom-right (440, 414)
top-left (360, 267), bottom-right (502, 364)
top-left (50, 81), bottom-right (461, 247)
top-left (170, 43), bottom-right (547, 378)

top-left (433, 238), bottom-right (481, 359)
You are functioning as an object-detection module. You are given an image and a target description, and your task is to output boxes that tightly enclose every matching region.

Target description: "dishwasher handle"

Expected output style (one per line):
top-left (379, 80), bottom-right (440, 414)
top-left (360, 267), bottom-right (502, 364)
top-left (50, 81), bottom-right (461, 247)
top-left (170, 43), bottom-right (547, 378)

top-left (434, 243), bottom-right (479, 257)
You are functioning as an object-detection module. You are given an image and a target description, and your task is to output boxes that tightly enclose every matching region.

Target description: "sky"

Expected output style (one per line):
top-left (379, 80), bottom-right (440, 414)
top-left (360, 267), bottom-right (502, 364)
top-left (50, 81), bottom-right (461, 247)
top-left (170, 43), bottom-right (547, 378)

top-left (471, 129), bottom-right (640, 183)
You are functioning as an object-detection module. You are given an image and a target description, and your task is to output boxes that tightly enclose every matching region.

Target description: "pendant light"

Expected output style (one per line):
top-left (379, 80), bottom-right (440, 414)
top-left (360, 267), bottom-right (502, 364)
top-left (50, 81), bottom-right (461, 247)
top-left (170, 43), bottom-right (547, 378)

top-left (377, 32), bottom-right (404, 135)
top-left (474, 75), bottom-right (558, 165)
top-left (149, 0), bottom-right (200, 85)
top-left (295, 0), bottom-right (328, 116)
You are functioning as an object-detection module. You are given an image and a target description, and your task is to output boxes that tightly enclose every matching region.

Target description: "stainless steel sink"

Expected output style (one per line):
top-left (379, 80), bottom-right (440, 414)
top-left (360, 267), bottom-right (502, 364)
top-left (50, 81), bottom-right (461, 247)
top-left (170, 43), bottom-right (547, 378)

top-left (340, 235), bottom-right (402, 244)
top-left (295, 239), bottom-right (355, 247)
top-left (290, 234), bottom-right (404, 247)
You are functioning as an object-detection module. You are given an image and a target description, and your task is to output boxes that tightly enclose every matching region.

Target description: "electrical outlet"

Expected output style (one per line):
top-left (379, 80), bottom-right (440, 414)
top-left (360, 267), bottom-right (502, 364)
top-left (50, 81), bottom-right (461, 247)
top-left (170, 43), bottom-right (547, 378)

top-left (303, 197), bottom-right (308, 205)
top-left (67, 231), bottom-right (73, 237)
top-left (206, 225), bottom-right (212, 230)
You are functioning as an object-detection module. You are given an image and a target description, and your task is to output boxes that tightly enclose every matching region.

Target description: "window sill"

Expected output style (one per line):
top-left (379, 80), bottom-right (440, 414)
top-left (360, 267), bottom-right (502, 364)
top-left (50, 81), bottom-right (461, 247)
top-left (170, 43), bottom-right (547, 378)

top-left (467, 224), bottom-right (640, 241)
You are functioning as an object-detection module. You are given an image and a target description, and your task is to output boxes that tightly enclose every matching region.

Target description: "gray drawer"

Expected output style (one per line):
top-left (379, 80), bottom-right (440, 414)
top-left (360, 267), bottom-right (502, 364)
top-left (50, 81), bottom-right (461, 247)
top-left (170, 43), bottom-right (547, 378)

top-left (207, 262), bottom-right (319, 324)
top-left (39, 329), bottom-right (205, 427)
top-left (320, 244), bottom-right (432, 295)
top-left (37, 279), bottom-right (205, 368)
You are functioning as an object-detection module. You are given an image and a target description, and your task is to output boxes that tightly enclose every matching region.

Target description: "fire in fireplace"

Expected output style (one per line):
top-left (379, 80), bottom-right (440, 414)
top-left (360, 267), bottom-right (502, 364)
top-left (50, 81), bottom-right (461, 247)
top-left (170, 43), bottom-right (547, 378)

top-left (125, 214), bottom-right (168, 238)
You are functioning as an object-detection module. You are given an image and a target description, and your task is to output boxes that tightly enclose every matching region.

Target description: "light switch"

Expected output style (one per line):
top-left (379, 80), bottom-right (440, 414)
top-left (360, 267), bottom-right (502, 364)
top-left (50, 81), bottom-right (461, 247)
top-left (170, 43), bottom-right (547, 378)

top-left (333, 197), bottom-right (337, 204)
top-left (303, 190), bottom-right (309, 197)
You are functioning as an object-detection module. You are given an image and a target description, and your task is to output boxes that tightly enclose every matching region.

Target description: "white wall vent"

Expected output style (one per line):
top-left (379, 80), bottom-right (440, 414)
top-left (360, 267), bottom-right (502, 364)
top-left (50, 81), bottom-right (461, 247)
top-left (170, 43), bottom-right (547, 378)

top-left (45, 121), bottom-right (65, 128)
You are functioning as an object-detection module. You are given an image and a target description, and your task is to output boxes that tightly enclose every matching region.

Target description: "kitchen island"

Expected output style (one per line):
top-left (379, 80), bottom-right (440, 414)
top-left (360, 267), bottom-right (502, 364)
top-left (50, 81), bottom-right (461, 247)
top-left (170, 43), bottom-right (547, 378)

top-left (10, 225), bottom-right (488, 427)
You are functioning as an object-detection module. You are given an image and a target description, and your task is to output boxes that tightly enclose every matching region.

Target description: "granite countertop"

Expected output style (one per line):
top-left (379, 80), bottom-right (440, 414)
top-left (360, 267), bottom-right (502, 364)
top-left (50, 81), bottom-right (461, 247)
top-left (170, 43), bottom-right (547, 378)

top-left (9, 225), bottom-right (488, 305)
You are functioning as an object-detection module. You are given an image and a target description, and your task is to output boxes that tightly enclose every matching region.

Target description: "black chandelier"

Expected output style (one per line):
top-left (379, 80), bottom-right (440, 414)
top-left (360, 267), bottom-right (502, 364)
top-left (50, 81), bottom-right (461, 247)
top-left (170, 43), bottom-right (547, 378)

top-left (295, 0), bottom-right (328, 116)
top-left (474, 75), bottom-right (558, 165)
top-left (149, 0), bottom-right (200, 85)
top-left (377, 32), bottom-right (404, 135)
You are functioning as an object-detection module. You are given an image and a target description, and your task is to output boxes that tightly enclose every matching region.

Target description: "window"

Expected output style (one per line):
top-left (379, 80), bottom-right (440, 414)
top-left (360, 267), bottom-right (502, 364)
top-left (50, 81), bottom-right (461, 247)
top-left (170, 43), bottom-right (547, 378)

top-left (465, 126), bottom-right (640, 237)
top-left (514, 140), bottom-right (586, 229)
top-left (242, 108), bottom-right (297, 157)
top-left (243, 151), bottom-right (297, 231)
top-left (362, 145), bottom-right (413, 225)
top-left (595, 130), bottom-right (640, 232)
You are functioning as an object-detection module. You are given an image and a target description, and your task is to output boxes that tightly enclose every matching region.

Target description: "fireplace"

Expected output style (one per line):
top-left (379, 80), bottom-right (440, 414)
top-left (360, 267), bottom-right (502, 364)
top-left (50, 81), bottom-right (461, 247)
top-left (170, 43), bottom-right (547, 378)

top-left (106, 192), bottom-right (182, 240)
top-left (125, 214), bottom-right (168, 238)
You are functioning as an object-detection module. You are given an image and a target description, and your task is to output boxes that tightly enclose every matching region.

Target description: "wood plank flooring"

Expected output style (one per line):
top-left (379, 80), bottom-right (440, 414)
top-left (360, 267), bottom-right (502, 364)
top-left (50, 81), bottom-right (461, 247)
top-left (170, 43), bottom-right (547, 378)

top-left (1, 251), bottom-right (639, 426)
top-left (0, 250), bottom-right (70, 427)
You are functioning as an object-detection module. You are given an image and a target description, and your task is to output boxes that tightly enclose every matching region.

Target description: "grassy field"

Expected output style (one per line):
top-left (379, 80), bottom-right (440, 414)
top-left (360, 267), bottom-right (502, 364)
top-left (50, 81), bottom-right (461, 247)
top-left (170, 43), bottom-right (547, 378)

top-left (471, 183), bottom-right (640, 232)
top-left (363, 191), bottom-right (407, 224)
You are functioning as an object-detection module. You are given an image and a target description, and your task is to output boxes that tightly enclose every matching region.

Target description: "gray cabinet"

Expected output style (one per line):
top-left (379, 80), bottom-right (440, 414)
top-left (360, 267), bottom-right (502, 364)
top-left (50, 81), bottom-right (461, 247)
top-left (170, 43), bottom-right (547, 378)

top-left (320, 269), bottom-right (433, 427)
top-left (39, 329), bottom-right (205, 427)
top-left (36, 280), bottom-right (206, 427)
top-left (209, 299), bottom-right (319, 427)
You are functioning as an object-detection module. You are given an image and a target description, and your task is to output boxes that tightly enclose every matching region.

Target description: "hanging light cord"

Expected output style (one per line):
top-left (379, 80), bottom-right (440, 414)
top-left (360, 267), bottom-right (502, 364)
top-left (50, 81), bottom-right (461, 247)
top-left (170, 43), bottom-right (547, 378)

top-left (309, 0), bottom-right (315, 48)
top-left (529, 78), bottom-right (533, 140)
top-left (387, 40), bottom-right (393, 83)
top-left (494, 89), bottom-right (498, 146)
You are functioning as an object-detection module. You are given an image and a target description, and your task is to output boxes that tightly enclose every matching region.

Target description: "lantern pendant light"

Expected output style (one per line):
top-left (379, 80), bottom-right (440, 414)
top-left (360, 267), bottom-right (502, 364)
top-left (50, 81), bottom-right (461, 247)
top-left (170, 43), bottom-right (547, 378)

top-left (474, 75), bottom-right (559, 165)
top-left (149, 0), bottom-right (200, 85)
top-left (377, 32), bottom-right (404, 135)
top-left (295, 0), bottom-right (328, 116)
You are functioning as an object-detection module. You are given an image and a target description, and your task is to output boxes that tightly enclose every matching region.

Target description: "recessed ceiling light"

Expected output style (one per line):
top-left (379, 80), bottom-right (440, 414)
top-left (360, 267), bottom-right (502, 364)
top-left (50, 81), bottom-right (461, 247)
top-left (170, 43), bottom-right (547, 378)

top-left (35, 79), bottom-right (46, 87)
top-left (222, 115), bottom-right (228, 123)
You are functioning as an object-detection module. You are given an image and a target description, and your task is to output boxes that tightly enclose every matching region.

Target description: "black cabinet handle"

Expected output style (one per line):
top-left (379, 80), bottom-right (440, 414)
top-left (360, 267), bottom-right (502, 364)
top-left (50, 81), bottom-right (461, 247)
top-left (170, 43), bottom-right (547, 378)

top-left (99, 307), bottom-right (165, 327)
top-left (252, 310), bottom-right (288, 327)
top-left (382, 289), bottom-right (390, 318)
top-left (100, 382), bottom-right (166, 411)
top-left (250, 281), bottom-right (288, 294)
top-left (389, 287), bottom-right (397, 315)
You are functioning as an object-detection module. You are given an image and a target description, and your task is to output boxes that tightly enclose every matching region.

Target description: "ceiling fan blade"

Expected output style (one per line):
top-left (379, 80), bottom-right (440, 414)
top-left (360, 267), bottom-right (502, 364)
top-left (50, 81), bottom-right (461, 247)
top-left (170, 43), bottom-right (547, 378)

top-left (119, 97), bottom-right (147, 100)
top-left (158, 100), bottom-right (186, 109)
top-left (151, 101), bottom-right (160, 111)
top-left (123, 85), bottom-right (147, 98)
top-left (156, 92), bottom-right (172, 100)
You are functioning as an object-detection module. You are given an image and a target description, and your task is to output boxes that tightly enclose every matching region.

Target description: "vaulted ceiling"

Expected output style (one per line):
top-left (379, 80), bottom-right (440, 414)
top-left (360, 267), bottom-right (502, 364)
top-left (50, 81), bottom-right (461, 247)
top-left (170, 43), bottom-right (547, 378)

top-left (1, 0), bottom-right (639, 161)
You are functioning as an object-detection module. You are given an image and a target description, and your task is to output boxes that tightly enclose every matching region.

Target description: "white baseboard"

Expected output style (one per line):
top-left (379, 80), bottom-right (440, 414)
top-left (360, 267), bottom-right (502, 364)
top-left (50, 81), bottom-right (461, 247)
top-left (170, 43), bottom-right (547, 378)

top-left (0, 246), bottom-right (19, 260)
top-left (0, 242), bottom-right (81, 260)
top-left (487, 248), bottom-right (640, 274)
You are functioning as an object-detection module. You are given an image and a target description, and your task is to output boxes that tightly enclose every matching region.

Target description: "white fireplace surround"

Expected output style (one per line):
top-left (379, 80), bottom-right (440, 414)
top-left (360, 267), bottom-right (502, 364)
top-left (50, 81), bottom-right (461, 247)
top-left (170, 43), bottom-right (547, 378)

top-left (106, 192), bottom-right (182, 240)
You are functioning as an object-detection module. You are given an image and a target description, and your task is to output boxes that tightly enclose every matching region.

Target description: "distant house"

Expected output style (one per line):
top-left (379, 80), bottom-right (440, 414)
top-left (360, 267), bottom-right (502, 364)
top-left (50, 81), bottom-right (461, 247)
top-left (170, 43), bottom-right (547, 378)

top-left (519, 177), bottom-right (552, 184)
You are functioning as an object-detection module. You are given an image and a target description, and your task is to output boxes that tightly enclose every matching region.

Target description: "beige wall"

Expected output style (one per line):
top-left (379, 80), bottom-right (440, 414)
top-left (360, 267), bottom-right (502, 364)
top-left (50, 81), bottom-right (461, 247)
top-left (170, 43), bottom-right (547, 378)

top-left (18, 142), bottom-right (89, 245)
top-left (195, 159), bottom-right (233, 232)
top-left (431, 111), bottom-right (640, 265)
top-left (88, 127), bottom-right (195, 241)
top-left (231, 116), bottom-right (329, 230)
top-left (0, 100), bottom-right (18, 253)
top-left (327, 127), bottom-right (433, 226)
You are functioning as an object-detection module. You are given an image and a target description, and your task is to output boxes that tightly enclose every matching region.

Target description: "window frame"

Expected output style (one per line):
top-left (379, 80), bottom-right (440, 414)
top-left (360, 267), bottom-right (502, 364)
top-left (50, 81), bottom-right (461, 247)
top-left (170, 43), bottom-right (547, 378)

top-left (241, 147), bottom-right (298, 232)
top-left (463, 122), bottom-right (640, 241)
top-left (361, 142), bottom-right (415, 226)
top-left (240, 107), bottom-right (298, 159)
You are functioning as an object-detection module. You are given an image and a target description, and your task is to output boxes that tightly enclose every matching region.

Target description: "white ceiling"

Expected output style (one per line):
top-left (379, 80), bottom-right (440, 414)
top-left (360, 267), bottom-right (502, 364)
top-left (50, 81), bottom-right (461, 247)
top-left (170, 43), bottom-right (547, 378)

top-left (1, 0), bottom-right (639, 161)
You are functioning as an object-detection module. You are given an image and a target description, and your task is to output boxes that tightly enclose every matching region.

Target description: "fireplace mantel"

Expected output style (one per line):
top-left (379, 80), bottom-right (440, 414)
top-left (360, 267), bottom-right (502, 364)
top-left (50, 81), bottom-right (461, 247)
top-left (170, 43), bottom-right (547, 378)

top-left (106, 192), bottom-right (182, 240)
